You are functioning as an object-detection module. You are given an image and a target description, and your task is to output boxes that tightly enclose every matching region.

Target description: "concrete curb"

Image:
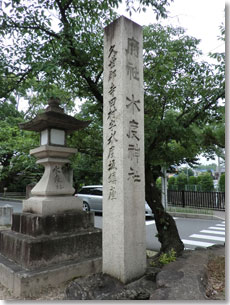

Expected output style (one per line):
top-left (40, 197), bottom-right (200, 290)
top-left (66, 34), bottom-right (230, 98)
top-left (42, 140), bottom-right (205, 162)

top-left (0, 197), bottom-right (23, 203)
top-left (168, 212), bottom-right (225, 221)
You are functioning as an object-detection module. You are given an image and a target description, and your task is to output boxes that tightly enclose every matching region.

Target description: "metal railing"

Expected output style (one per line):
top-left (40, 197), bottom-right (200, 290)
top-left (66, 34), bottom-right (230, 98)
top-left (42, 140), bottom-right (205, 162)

top-left (168, 190), bottom-right (225, 211)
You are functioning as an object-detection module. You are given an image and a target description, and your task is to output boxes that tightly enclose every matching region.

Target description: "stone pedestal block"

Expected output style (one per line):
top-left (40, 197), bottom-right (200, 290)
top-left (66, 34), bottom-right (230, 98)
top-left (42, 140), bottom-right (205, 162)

top-left (0, 227), bottom-right (102, 269)
top-left (29, 145), bottom-right (77, 198)
top-left (22, 196), bottom-right (82, 216)
top-left (0, 211), bottom-right (102, 297)
top-left (0, 211), bottom-right (101, 269)
top-left (0, 253), bottom-right (102, 298)
top-left (11, 211), bottom-right (94, 237)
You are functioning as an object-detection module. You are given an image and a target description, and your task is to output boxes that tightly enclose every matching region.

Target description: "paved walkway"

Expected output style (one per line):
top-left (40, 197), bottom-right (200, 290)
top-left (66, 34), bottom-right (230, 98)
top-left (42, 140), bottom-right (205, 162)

top-left (213, 210), bottom-right (225, 220)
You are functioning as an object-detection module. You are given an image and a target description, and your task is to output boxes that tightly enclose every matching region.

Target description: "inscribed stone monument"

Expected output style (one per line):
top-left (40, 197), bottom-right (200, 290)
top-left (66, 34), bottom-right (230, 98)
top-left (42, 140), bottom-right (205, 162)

top-left (103, 16), bottom-right (146, 283)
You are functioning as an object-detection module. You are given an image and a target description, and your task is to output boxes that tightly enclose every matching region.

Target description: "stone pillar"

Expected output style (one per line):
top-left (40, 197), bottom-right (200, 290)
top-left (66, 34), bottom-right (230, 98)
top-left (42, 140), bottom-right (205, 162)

top-left (103, 16), bottom-right (146, 283)
top-left (0, 204), bottom-right (13, 226)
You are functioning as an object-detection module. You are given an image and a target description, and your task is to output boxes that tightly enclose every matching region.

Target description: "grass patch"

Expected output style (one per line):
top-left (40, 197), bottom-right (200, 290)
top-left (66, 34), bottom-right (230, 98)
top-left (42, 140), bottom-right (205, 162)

top-left (167, 206), bottom-right (213, 215)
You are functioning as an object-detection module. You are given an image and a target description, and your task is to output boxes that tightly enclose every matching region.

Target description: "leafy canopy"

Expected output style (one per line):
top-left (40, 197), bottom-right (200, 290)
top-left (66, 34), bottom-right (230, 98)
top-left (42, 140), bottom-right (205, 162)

top-left (143, 24), bottom-right (224, 170)
top-left (0, 0), bottom-right (173, 103)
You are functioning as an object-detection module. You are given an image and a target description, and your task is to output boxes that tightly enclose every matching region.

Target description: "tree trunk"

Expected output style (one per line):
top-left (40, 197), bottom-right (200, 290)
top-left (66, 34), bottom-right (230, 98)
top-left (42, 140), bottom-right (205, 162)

top-left (145, 165), bottom-right (184, 256)
top-left (0, 154), bottom-right (13, 190)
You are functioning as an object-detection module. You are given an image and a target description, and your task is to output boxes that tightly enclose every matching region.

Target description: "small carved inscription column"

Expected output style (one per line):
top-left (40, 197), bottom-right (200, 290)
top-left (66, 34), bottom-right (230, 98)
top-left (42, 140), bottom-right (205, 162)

top-left (103, 16), bottom-right (146, 283)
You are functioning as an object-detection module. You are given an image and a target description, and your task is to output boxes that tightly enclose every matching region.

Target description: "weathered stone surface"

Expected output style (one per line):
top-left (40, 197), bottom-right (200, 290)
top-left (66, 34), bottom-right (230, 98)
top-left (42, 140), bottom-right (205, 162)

top-left (0, 227), bottom-right (102, 268)
top-left (22, 196), bottom-right (83, 216)
top-left (11, 211), bottom-right (94, 237)
top-left (27, 145), bottom-right (78, 199)
top-left (103, 15), bottom-right (146, 284)
top-left (0, 205), bottom-right (13, 226)
top-left (156, 270), bottom-right (184, 288)
top-left (0, 252), bottom-right (102, 298)
top-left (65, 272), bottom-right (157, 300)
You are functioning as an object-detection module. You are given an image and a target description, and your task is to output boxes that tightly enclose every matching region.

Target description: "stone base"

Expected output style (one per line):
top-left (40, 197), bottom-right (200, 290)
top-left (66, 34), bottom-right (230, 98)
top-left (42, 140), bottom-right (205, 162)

top-left (0, 211), bottom-right (102, 298)
top-left (0, 212), bottom-right (102, 268)
top-left (22, 196), bottom-right (82, 215)
top-left (0, 227), bottom-right (102, 269)
top-left (11, 211), bottom-right (94, 237)
top-left (0, 253), bottom-right (102, 298)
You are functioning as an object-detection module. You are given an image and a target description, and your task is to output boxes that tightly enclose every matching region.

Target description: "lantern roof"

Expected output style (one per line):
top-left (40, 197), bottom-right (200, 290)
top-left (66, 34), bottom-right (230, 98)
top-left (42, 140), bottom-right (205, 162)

top-left (19, 98), bottom-right (90, 133)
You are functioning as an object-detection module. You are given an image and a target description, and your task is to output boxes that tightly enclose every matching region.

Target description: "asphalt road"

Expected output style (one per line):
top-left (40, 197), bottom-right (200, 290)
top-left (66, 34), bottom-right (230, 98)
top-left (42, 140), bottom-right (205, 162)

top-left (0, 200), bottom-right (22, 213)
top-left (0, 201), bottom-right (225, 252)
top-left (94, 214), bottom-right (225, 251)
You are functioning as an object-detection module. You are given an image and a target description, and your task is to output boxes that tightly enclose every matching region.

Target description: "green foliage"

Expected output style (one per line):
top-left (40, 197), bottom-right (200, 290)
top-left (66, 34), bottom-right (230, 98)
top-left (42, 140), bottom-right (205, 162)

top-left (168, 176), bottom-right (177, 190)
top-left (175, 173), bottom-right (187, 191)
top-left (219, 173), bottom-right (225, 192)
top-left (0, 99), bottom-right (41, 191)
top-left (198, 173), bottom-right (214, 192)
top-left (167, 206), bottom-right (213, 215)
top-left (1, 5), bottom-right (224, 179)
top-left (143, 24), bottom-right (224, 171)
top-left (72, 153), bottom-right (102, 191)
top-left (168, 176), bottom-right (175, 185)
top-left (188, 176), bottom-right (197, 185)
top-left (158, 248), bottom-right (176, 265)
top-left (179, 168), bottom-right (194, 177)
top-left (156, 177), bottom-right (161, 190)
top-left (67, 99), bottom-right (103, 188)
top-left (0, 0), bottom-right (173, 103)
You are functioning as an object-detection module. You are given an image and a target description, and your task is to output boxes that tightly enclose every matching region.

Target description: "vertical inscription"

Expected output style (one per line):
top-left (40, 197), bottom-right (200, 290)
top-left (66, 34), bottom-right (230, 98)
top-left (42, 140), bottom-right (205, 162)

top-left (104, 27), bottom-right (143, 201)
top-left (106, 44), bottom-right (118, 200)
top-left (126, 37), bottom-right (140, 81)
top-left (52, 165), bottom-right (64, 189)
top-left (125, 37), bottom-right (141, 183)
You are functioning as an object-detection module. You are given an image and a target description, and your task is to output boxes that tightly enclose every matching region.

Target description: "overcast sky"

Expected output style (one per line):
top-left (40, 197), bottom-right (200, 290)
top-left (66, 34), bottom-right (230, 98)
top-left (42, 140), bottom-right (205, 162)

top-left (117, 0), bottom-right (225, 63)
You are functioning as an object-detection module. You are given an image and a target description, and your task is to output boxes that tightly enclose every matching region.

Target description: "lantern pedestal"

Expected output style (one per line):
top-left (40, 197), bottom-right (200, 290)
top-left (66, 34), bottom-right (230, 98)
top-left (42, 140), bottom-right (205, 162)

top-left (22, 145), bottom-right (82, 215)
top-left (23, 196), bottom-right (82, 216)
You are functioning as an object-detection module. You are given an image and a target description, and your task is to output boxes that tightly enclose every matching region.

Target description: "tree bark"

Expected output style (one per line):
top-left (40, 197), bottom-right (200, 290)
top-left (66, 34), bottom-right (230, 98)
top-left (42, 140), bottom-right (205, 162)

top-left (145, 165), bottom-right (184, 256)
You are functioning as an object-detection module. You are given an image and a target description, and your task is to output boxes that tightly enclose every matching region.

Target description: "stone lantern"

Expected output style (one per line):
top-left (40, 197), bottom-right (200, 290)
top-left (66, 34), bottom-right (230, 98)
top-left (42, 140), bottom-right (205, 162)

top-left (0, 97), bottom-right (102, 298)
top-left (19, 97), bottom-right (89, 215)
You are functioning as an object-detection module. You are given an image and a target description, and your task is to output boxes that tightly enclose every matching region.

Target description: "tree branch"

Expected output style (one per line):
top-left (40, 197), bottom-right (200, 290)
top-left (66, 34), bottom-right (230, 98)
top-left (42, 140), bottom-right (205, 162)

top-left (7, 20), bottom-right (60, 39)
top-left (55, 0), bottom-right (103, 103)
top-left (182, 92), bottom-right (224, 128)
